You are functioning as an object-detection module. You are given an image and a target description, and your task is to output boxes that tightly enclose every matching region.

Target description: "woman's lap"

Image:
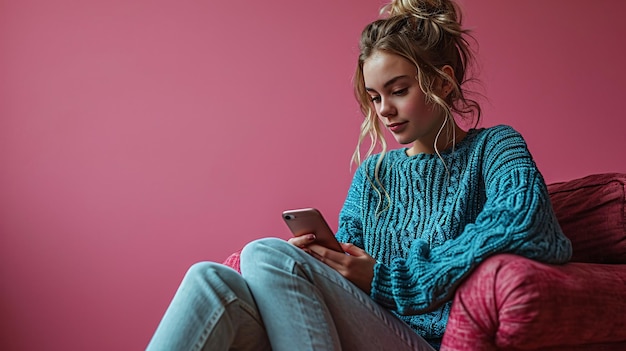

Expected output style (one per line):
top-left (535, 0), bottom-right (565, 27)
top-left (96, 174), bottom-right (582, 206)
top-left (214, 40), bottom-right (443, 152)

top-left (241, 238), bottom-right (434, 351)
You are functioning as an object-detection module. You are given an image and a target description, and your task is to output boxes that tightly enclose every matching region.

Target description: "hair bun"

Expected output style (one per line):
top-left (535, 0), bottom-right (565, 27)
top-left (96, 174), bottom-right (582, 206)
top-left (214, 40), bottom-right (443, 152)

top-left (381, 0), bottom-right (463, 38)
top-left (382, 0), bottom-right (460, 23)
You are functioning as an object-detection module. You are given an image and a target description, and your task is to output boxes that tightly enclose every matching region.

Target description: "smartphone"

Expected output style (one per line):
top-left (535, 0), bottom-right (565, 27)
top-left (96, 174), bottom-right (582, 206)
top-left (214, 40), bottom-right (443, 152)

top-left (282, 208), bottom-right (344, 253)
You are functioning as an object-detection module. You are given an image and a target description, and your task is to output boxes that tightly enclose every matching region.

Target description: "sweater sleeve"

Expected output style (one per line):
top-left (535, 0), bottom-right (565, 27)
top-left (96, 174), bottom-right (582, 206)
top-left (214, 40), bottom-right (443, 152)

top-left (370, 126), bottom-right (573, 315)
top-left (334, 163), bottom-right (367, 249)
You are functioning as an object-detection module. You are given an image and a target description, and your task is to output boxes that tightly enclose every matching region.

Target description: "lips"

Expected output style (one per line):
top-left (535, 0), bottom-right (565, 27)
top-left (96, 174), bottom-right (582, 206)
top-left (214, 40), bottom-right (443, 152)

top-left (387, 121), bottom-right (408, 133)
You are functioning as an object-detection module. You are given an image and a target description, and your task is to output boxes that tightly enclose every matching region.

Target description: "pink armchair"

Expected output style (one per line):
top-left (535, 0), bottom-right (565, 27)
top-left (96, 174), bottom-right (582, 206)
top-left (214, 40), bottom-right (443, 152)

top-left (223, 173), bottom-right (626, 350)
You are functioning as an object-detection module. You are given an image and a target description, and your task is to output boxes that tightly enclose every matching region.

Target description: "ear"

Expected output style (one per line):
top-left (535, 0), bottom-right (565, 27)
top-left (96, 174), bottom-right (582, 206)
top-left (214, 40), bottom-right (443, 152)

top-left (439, 65), bottom-right (456, 99)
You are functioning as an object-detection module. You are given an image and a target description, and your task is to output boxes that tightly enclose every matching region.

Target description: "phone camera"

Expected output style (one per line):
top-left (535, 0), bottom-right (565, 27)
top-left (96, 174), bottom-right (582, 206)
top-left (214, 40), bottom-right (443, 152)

top-left (284, 215), bottom-right (294, 220)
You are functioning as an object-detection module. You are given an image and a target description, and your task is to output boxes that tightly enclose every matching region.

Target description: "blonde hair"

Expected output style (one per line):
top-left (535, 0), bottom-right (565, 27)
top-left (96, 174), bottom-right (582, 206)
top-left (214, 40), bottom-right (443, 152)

top-left (352, 0), bottom-right (481, 164)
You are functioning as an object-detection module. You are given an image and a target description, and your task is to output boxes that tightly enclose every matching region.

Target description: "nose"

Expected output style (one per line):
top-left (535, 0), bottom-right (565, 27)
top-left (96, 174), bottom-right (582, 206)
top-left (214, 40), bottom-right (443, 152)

top-left (378, 98), bottom-right (395, 118)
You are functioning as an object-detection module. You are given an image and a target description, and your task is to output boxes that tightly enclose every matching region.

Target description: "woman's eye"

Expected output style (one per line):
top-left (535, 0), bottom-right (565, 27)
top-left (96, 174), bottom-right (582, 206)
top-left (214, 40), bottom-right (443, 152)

top-left (393, 88), bottom-right (408, 96)
top-left (370, 96), bottom-right (381, 103)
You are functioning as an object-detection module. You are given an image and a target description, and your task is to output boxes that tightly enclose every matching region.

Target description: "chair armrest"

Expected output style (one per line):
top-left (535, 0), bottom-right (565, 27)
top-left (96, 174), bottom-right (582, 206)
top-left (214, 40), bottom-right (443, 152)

top-left (441, 254), bottom-right (626, 350)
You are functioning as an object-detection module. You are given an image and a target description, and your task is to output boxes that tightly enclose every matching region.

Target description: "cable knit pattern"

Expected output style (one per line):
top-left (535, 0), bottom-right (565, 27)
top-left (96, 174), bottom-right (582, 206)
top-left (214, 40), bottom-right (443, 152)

top-left (334, 125), bottom-right (572, 341)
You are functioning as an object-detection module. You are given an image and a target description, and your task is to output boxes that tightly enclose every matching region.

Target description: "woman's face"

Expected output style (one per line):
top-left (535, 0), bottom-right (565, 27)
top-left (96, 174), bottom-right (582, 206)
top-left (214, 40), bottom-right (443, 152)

top-left (363, 50), bottom-right (444, 154)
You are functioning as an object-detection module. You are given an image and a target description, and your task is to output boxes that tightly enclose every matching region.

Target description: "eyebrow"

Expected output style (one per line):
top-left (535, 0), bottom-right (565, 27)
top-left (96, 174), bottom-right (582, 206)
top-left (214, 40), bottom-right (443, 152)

top-left (365, 75), bottom-right (410, 92)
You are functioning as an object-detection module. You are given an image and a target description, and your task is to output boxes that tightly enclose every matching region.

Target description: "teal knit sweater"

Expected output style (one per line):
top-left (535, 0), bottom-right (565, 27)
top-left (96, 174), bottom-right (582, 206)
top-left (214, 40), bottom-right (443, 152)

top-left (334, 125), bottom-right (572, 340)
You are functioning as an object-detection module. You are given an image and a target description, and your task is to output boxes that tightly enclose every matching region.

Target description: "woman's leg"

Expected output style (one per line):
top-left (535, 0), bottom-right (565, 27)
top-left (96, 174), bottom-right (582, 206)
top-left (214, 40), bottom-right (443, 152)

top-left (146, 262), bottom-right (270, 351)
top-left (241, 238), bottom-right (435, 351)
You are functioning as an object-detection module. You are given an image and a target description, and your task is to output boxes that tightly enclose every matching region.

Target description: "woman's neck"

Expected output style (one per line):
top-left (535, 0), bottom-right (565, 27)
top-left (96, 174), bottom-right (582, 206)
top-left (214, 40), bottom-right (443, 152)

top-left (407, 123), bottom-right (467, 156)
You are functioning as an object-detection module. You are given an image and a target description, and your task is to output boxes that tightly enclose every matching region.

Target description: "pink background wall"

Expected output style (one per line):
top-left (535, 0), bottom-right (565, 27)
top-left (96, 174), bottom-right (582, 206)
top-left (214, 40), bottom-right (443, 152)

top-left (1, 0), bottom-right (624, 350)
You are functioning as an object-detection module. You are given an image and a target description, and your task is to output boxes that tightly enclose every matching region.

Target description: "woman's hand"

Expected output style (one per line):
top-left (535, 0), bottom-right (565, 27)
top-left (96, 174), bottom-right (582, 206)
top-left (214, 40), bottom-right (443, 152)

top-left (308, 243), bottom-right (376, 294)
top-left (287, 234), bottom-right (316, 254)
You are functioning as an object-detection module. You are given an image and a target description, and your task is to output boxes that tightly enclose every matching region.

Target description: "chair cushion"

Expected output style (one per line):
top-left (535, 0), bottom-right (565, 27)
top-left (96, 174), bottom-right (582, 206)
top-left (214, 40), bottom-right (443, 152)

top-left (547, 173), bottom-right (626, 263)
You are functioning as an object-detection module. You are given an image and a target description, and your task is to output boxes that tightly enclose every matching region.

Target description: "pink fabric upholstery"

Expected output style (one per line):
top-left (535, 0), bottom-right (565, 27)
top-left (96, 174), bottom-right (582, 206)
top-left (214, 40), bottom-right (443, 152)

top-left (441, 254), bottom-right (626, 351)
top-left (548, 173), bottom-right (626, 263)
top-left (223, 250), bottom-right (241, 273)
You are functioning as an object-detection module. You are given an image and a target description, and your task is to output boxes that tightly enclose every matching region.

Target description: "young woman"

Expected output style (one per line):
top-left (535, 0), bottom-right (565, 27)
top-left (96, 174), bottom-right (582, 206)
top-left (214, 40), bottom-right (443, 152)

top-left (147, 0), bottom-right (572, 350)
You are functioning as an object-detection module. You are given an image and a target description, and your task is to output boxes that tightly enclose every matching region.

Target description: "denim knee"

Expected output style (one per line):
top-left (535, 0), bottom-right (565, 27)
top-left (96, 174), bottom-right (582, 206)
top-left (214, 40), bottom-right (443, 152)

top-left (184, 261), bottom-right (242, 288)
top-left (187, 261), bottom-right (225, 278)
top-left (244, 237), bottom-right (287, 249)
top-left (240, 237), bottom-right (299, 275)
top-left (241, 237), bottom-right (289, 259)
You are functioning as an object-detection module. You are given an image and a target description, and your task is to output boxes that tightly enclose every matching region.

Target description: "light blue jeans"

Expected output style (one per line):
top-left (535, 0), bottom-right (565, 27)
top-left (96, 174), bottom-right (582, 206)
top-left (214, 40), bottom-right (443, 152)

top-left (147, 238), bottom-right (434, 351)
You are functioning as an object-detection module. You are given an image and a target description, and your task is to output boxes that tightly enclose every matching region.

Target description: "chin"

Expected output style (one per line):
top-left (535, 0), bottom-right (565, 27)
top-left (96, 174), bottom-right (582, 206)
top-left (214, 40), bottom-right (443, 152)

top-left (394, 137), bottom-right (414, 145)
